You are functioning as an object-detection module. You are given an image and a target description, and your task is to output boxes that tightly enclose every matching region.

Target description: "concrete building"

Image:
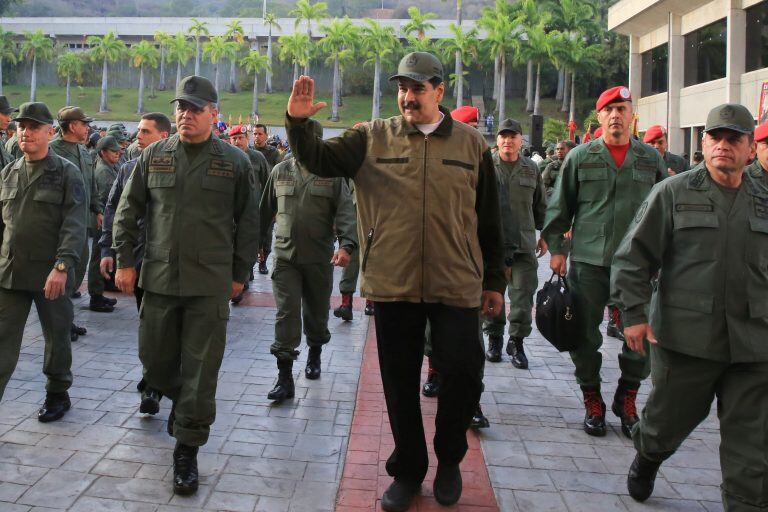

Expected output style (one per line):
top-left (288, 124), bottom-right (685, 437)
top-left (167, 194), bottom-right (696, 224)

top-left (608, 0), bottom-right (768, 157)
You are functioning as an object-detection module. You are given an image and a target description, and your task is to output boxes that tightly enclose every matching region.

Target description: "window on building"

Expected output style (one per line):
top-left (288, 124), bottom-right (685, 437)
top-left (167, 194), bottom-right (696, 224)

top-left (746, 0), bottom-right (768, 72)
top-left (641, 43), bottom-right (668, 97)
top-left (684, 19), bottom-right (727, 87)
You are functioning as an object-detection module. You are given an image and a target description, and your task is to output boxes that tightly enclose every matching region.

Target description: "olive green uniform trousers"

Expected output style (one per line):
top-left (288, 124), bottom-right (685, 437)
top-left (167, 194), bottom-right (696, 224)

top-left (270, 258), bottom-right (334, 361)
top-left (338, 248), bottom-right (360, 295)
top-left (483, 252), bottom-right (539, 339)
top-left (634, 345), bottom-right (768, 512)
top-left (0, 288), bottom-right (74, 399)
top-left (568, 261), bottom-right (649, 387)
top-left (138, 291), bottom-right (229, 447)
top-left (87, 229), bottom-right (105, 296)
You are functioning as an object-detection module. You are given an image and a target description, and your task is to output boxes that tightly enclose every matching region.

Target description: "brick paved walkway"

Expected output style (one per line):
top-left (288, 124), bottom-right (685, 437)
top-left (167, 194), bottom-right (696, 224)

top-left (0, 255), bottom-right (725, 511)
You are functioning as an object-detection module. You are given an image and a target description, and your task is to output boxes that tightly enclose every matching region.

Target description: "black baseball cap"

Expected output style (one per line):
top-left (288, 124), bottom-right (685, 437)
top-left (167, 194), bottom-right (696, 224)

top-left (389, 52), bottom-right (443, 83)
top-left (172, 75), bottom-right (218, 109)
top-left (96, 135), bottom-right (121, 152)
top-left (0, 96), bottom-right (18, 115)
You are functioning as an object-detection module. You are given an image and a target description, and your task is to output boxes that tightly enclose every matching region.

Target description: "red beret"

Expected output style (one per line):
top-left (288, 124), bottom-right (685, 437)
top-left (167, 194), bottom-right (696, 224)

top-left (594, 127), bottom-right (603, 138)
top-left (643, 125), bottom-right (666, 143)
top-left (451, 105), bottom-right (479, 124)
top-left (596, 86), bottom-right (632, 111)
top-left (229, 124), bottom-right (247, 136)
top-left (756, 122), bottom-right (768, 143)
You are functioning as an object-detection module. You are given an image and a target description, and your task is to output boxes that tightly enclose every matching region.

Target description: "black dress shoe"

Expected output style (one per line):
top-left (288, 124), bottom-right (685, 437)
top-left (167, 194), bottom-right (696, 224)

top-left (258, 261), bottom-right (268, 274)
top-left (230, 291), bottom-right (244, 305)
top-left (381, 479), bottom-right (420, 512)
top-left (38, 392), bottom-right (71, 423)
top-left (70, 327), bottom-right (79, 342)
top-left (433, 464), bottom-right (462, 506)
top-left (422, 368), bottom-right (440, 397)
top-left (470, 404), bottom-right (490, 429)
top-left (72, 324), bottom-right (87, 336)
top-left (140, 389), bottom-right (161, 415)
top-left (627, 453), bottom-right (662, 502)
top-left (507, 337), bottom-right (529, 369)
top-left (99, 295), bottom-right (117, 306)
top-left (173, 443), bottom-right (199, 495)
top-left (581, 387), bottom-right (607, 437)
top-left (364, 300), bottom-right (374, 316)
top-left (305, 347), bottom-right (322, 380)
top-left (89, 295), bottom-right (115, 313)
top-left (485, 335), bottom-right (502, 362)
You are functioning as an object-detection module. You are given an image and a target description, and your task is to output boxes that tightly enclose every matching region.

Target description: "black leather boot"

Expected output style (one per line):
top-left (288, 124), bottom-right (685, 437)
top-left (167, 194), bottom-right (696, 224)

top-left (37, 392), bottom-right (71, 423)
top-left (485, 335), bottom-right (502, 362)
top-left (140, 388), bottom-right (161, 415)
top-left (506, 337), bottom-right (528, 369)
top-left (433, 463), bottom-right (462, 506)
top-left (581, 386), bottom-right (607, 436)
top-left (421, 363), bottom-right (440, 397)
top-left (606, 307), bottom-right (625, 341)
top-left (627, 453), bottom-right (662, 502)
top-left (612, 379), bottom-right (640, 438)
top-left (172, 443), bottom-right (199, 495)
top-left (364, 300), bottom-right (374, 316)
top-left (268, 360), bottom-right (295, 401)
top-left (470, 404), bottom-right (490, 429)
top-left (381, 480), bottom-right (420, 512)
top-left (305, 346), bottom-right (322, 380)
top-left (333, 293), bottom-right (353, 321)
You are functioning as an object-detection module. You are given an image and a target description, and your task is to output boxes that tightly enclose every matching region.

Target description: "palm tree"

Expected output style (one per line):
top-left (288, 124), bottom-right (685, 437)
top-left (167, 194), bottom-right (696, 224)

top-left (559, 35), bottom-right (601, 124)
top-left (87, 31), bottom-right (127, 112)
top-left (20, 30), bottom-right (54, 102)
top-left (361, 19), bottom-right (398, 120)
top-left (188, 18), bottom-right (209, 76)
top-left (479, 8), bottom-right (518, 122)
top-left (290, 0), bottom-right (328, 74)
top-left (224, 19), bottom-right (246, 93)
top-left (402, 6), bottom-right (437, 40)
top-left (264, 13), bottom-right (280, 93)
top-left (509, 0), bottom-right (547, 112)
top-left (520, 23), bottom-right (560, 116)
top-left (240, 50), bottom-right (270, 116)
top-left (57, 50), bottom-right (84, 107)
top-left (167, 32), bottom-right (194, 90)
top-left (319, 17), bottom-right (358, 122)
top-left (153, 30), bottom-right (171, 91)
top-left (405, 35), bottom-right (436, 54)
top-left (130, 40), bottom-right (160, 114)
top-left (203, 36), bottom-right (238, 99)
top-left (0, 28), bottom-right (17, 96)
top-left (442, 0), bottom-right (464, 98)
top-left (439, 24), bottom-right (478, 108)
top-left (278, 33), bottom-right (311, 83)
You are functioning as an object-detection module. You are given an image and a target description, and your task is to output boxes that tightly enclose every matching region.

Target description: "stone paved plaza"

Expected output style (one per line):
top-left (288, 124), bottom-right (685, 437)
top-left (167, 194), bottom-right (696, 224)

top-left (0, 254), bottom-right (725, 511)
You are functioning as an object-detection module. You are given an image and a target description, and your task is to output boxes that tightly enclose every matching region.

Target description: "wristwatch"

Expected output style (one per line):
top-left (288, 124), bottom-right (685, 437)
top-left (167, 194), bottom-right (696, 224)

top-left (54, 260), bottom-right (68, 272)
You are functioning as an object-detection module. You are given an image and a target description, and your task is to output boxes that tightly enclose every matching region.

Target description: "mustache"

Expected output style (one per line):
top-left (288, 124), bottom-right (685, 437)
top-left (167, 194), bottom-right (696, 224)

top-left (402, 101), bottom-right (420, 110)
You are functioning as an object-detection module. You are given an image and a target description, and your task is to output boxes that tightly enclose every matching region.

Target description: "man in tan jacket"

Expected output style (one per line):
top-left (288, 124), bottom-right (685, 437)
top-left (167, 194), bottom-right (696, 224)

top-left (285, 52), bottom-right (505, 511)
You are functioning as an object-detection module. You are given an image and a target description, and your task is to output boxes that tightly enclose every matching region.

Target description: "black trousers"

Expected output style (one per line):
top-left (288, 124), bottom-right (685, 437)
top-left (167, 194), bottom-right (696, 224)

top-left (374, 301), bottom-right (484, 484)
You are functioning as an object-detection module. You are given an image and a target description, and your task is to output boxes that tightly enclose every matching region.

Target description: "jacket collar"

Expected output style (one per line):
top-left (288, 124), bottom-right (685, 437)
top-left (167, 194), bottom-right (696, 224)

top-left (163, 133), bottom-right (225, 155)
top-left (401, 105), bottom-right (454, 137)
top-left (586, 136), bottom-right (649, 171)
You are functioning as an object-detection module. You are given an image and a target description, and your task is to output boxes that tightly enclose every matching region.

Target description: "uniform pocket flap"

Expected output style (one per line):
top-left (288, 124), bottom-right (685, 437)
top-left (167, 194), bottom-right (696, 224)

top-left (518, 176), bottom-right (537, 188)
top-left (310, 184), bottom-right (334, 197)
top-left (748, 216), bottom-right (768, 234)
top-left (147, 173), bottom-right (176, 188)
top-left (202, 175), bottom-right (234, 194)
top-left (574, 220), bottom-right (605, 236)
top-left (577, 167), bottom-right (608, 181)
top-left (276, 185), bottom-right (295, 196)
top-left (663, 290), bottom-right (714, 313)
top-left (33, 188), bottom-right (63, 204)
top-left (199, 249), bottom-right (231, 264)
top-left (632, 169), bottom-right (656, 184)
top-left (673, 212), bottom-right (719, 229)
top-left (0, 186), bottom-right (17, 200)
top-left (748, 299), bottom-right (768, 318)
top-left (145, 244), bottom-right (171, 262)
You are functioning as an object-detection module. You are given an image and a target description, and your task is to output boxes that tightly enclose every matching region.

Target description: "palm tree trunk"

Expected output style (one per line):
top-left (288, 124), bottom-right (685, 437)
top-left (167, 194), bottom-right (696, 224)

top-left (372, 55), bottom-right (381, 120)
top-left (293, 62), bottom-right (299, 82)
top-left (65, 74), bottom-right (71, 106)
top-left (214, 64), bottom-right (220, 96)
top-left (29, 56), bottom-right (37, 102)
top-left (453, 51), bottom-right (460, 99)
top-left (229, 59), bottom-right (237, 93)
top-left (456, 56), bottom-right (463, 108)
top-left (556, 68), bottom-right (564, 101)
top-left (159, 46), bottom-right (166, 90)
top-left (195, 39), bottom-right (201, 75)
top-left (263, 0), bottom-right (267, 18)
top-left (137, 64), bottom-right (145, 113)
top-left (569, 71), bottom-right (576, 123)
top-left (176, 60), bottom-right (183, 89)
top-left (525, 60), bottom-right (534, 112)
top-left (266, 32), bottom-right (273, 93)
top-left (498, 53), bottom-right (506, 122)
top-left (492, 54), bottom-right (499, 101)
top-left (338, 67), bottom-right (344, 107)
top-left (252, 71), bottom-right (259, 115)
top-left (0, 57), bottom-right (4, 95)
top-left (561, 70), bottom-right (570, 112)
top-left (533, 62), bottom-right (541, 115)
top-left (100, 57), bottom-right (109, 112)
top-left (331, 56), bottom-right (340, 122)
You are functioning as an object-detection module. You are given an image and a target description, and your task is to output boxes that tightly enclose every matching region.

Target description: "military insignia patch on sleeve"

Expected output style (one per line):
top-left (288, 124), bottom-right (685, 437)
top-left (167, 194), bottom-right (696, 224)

top-left (72, 181), bottom-right (85, 204)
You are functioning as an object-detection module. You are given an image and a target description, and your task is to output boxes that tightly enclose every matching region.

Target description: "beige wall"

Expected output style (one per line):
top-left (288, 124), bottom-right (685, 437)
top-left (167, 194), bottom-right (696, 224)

top-left (637, 93), bottom-right (669, 131)
top-left (681, 0), bottom-right (728, 34)
top-left (679, 78), bottom-right (728, 126)
top-left (740, 68), bottom-right (768, 115)
top-left (638, 25), bottom-right (669, 52)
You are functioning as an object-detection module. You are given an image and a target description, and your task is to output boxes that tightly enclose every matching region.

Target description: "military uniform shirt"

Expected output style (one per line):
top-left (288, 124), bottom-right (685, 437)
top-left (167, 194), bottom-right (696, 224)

top-left (494, 153), bottom-right (546, 257)
top-left (49, 137), bottom-right (101, 229)
top-left (664, 151), bottom-right (689, 175)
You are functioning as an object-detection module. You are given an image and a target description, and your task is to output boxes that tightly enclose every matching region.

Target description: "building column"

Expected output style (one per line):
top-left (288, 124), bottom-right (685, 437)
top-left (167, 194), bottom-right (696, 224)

top-left (628, 35), bottom-right (642, 99)
top-left (725, 0), bottom-right (746, 103)
top-left (667, 13), bottom-right (684, 154)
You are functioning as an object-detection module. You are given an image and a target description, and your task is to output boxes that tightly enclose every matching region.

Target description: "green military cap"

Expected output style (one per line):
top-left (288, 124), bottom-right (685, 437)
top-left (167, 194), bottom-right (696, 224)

top-left (57, 106), bottom-right (94, 123)
top-left (14, 102), bottom-right (54, 125)
top-left (107, 123), bottom-right (126, 131)
top-left (704, 103), bottom-right (755, 135)
top-left (0, 95), bottom-right (18, 115)
top-left (95, 135), bottom-right (121, 152)
top-left (172, 75), bottom-right (218, 109)
top-left (107, 129), bottom-right (128, 142)
top-left (497, 118), bottom-right (523, 136)
top-left (389, 52), bottom-right (443, 83)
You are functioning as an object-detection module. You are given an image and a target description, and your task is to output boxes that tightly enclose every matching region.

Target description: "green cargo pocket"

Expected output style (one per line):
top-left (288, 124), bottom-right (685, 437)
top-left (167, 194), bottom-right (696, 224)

top-left (33, 188), bottom-right (63, 204)
top-left (0, 186), bottom-right (17, 201)
top-left (148, 173), bottom-right (176, 188)
top-left (577, 167), bottom-right (608, 202)
top-left (144, 244), bottom-right (171, 262)
top-left (570, 221), bottom-right (605, 262)
top-left (202, 175), bottom-right (234, 194)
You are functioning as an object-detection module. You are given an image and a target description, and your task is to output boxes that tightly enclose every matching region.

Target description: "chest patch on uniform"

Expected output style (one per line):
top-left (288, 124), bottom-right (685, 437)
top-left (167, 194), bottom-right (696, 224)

top-left (39, 169), bottom-right (63, 190)
top-left (313, 178), bottom-right (333, 187)
top-left (149, 156), bottom-right (174, 173)
top-left (520, 166), bottom-right (536, 178)
top-left (579, 162), bottom-right (606, 169)
top-left (755, 202), bottom-right (768, 219)
top-left (675, 204), bottom-right (714, 212)
top-left (72, 181), bottom-right (85, 203)
top-left (208, 159), bottom-right (235, 178)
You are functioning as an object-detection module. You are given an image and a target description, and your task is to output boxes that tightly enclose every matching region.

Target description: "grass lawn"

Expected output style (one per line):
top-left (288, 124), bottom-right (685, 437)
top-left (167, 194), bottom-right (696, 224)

top-left (2, 84), bottom-right (593, 128)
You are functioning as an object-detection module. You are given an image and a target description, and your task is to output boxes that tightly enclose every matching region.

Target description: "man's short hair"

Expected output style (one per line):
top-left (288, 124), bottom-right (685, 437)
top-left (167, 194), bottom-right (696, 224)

top-left (59, 120), bottom-right (73, 134)
top-left (564, 141), bottom-right (576, 150)
top-left (427, 77), bottom-right (443, 89)
top-left (141, 112), bottom-right (172, 134)
top-left (254, 123), bottom-right (268, 133)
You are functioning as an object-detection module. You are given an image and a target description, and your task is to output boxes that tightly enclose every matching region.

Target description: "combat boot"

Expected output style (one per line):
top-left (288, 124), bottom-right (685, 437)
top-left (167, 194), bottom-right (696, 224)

top-left (333, 293), bottom-right (353, 321)
top-left (470, 404), bottom-right (490, 429)
top-left (267, 360), bottom-right (295, 402)
top-left (606, 307), bottom-right (625, 342)
top-left (305, 346), bottom-right (322, 380)
top-left (37, 392), bottom-right (71, 423)
top-left (506, 337), bottom-right (528, 369)
top-left (485, 335), bottom-right (502, 362)
top-left (581, 386), bottom-right (607, 436)
top-left (140, 388), bottom-right (161, 415)
top-left (258, 260), bottom-right (268, 275)
top-left (172, 443), bottom-right (199, 495)
top-left (612, 379), bottom-right (640, 438)
top-left (88, 295), bottom-right (114, 313)
top-left (627, 453), bottom-right (662, 502)
top-left (364, 299), bottom-right (374, 316)
top-left (421, 362), bottom-right (441, 397)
